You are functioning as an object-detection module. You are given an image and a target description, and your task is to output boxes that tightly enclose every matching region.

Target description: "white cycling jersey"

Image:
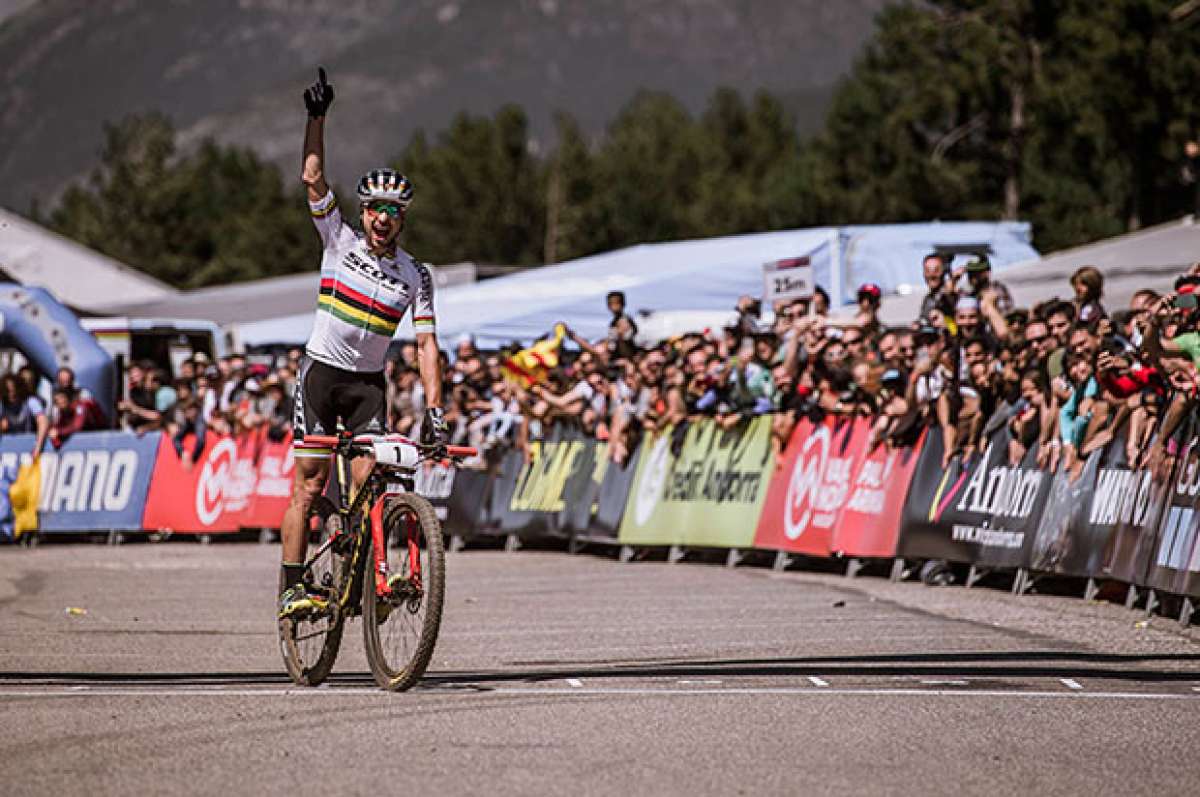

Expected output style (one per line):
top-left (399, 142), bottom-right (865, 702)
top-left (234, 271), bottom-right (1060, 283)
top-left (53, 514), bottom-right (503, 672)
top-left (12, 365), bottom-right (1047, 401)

top-left (304, 190), bottom-right (436, 373)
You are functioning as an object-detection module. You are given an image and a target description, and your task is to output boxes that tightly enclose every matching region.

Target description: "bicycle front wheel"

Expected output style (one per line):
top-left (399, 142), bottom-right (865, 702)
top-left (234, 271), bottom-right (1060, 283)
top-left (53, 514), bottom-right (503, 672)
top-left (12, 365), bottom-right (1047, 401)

top-left (279, 496), bottom-right (350, 686)
top-left (362, 493), bottom-right (445, 691)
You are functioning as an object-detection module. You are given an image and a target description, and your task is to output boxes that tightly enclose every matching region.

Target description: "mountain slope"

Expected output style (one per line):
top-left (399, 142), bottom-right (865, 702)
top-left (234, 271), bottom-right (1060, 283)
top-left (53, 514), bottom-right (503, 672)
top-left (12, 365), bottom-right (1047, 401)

top-left (0, 0), bottom-right (887, 211)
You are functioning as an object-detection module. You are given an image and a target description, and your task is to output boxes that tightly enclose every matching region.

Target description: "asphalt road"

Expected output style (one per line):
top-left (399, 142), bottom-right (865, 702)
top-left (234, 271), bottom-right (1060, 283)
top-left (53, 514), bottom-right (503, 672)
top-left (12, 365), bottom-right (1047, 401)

top-left (1, 542), bottom-right (1198, 796)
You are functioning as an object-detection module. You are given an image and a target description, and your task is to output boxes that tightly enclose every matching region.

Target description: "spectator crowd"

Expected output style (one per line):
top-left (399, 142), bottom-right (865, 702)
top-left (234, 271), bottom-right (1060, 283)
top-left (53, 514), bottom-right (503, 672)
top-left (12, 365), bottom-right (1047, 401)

top-left (424, 260), bottom-right (1200, 483)
top-left (3, 256), bottom-right (1198, 483)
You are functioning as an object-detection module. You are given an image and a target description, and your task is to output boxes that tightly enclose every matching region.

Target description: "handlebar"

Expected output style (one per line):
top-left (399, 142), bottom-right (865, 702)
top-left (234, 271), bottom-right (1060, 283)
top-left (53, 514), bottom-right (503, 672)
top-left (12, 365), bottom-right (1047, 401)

top-left (300, 434), bottom-right (477, 462)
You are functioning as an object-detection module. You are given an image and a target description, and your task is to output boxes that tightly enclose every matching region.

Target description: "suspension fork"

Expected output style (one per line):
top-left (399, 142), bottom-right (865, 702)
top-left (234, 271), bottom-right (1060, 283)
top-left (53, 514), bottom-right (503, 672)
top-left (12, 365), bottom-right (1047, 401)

top-left (369, 493), bottom-right (390, 598)
top-left (368, 494), bottom-right (422, 599)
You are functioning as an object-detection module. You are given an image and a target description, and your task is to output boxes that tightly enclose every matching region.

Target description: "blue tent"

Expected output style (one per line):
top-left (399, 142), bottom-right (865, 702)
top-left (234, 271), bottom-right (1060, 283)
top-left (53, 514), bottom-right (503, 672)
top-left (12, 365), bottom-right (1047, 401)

top-left (236, 221), bottom-right (1037, 348)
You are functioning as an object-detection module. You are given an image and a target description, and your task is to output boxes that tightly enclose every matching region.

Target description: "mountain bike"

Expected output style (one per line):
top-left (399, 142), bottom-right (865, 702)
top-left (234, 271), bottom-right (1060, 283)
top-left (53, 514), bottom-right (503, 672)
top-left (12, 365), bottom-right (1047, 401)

top-left (277, 432), bottom-right (475, 691)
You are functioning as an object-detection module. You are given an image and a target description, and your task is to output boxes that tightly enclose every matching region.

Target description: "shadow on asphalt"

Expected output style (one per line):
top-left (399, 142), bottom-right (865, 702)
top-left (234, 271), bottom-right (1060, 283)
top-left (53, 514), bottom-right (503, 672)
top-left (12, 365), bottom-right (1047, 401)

top-left (2, 650), bottom-right (1199, 689)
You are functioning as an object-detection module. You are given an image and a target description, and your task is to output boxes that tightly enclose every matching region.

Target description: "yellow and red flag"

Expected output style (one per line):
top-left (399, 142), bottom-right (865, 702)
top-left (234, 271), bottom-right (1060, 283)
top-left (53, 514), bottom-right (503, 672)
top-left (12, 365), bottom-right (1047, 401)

top-left (11, 457), bottom-right (40, 539)
top-left (502, 323), bottom-right (567, 389)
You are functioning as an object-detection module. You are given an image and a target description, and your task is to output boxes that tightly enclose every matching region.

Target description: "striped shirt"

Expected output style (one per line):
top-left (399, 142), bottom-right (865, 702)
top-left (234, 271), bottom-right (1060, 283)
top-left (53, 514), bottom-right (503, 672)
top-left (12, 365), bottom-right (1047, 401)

top-left (305, 190), bottom-right (436, 373)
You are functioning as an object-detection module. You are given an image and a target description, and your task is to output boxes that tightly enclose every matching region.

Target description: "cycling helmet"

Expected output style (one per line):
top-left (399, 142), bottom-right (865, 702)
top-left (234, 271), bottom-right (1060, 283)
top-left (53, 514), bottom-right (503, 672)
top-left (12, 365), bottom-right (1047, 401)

top-left (356, 169), bottom-right (414, 208)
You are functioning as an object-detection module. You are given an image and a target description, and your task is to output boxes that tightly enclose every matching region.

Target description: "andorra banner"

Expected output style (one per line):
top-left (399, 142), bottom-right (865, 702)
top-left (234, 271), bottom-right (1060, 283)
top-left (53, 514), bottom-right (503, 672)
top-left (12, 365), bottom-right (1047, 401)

top-left (897, 415), bottom-right (1051, 568)
top-left (618, 417), bottom-right (773, 548)
top-left (753, 415), bottom-right (859, 557)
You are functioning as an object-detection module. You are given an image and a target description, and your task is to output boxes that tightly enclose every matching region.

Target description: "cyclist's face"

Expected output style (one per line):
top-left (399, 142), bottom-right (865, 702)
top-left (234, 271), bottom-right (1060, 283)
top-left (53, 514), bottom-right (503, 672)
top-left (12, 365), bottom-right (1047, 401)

top-left (362, 202), bottom-right (404, 249)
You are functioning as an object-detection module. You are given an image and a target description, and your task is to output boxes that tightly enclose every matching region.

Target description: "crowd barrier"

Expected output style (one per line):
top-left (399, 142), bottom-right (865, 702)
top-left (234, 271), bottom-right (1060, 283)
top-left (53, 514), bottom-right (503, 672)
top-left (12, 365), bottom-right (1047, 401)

top-left (438, 412), bottom-right (1200, 604)
top-left (0, 428), bottom-right (454, 535)
top-left (4, 409), bottom-right (1199, 606)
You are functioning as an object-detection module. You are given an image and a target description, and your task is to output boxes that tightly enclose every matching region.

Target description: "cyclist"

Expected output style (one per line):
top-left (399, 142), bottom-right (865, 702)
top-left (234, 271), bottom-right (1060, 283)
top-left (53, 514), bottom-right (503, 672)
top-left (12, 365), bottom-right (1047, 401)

top-left (278, 68), bottom-right (448, 618)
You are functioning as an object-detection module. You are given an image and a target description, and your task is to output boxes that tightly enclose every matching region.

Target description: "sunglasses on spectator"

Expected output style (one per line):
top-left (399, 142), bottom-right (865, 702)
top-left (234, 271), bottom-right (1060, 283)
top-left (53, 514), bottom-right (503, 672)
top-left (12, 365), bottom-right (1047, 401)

top-left (365, 201), bottom-right (404, 219)
top-left (1026, 334), bottom-right (1049, 345)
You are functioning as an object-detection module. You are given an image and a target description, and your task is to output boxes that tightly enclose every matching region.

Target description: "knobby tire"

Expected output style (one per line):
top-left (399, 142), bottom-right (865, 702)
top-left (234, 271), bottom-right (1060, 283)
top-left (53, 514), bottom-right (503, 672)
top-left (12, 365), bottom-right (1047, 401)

top-left (362, 493), bottom-right (445, 691)
top-left (279, 496), bottom-right (349, 686)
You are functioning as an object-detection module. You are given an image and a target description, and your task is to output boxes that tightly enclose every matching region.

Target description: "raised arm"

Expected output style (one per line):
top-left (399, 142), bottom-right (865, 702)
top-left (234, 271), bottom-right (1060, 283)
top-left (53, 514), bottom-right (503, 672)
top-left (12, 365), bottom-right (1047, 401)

top-left (567, 327), bottom-right (608, 366)
top-left (301, 68), bottom-right (334, 202)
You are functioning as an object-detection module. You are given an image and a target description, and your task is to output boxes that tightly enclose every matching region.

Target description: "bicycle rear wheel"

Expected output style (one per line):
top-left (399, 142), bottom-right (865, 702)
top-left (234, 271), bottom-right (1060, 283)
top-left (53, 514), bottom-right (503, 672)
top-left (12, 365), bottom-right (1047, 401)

top-left (279, 496), bottom-right (350, 686)
top-left (362, 493), bottom-right (445, 691)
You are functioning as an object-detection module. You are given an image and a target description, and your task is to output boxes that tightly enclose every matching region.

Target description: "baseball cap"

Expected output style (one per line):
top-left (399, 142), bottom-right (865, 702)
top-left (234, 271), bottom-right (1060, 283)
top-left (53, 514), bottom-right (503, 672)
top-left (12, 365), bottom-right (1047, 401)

top-left (857, 282), bottom-right (882, 300)
top-left (965, 257), bottom-right (992, 273)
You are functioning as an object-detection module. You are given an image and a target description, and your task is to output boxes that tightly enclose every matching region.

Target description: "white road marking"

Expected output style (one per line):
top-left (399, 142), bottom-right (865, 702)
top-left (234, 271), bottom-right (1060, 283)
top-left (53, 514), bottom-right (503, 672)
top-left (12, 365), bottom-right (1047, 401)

top-left (677, 680), bottom-right (723, 685)
top-left (2, 686), bottom-right (1197, 701)
top-left (921, 680), bottom-right (968, 686)
top-left (566, 678), bottom-right (583, 688)
top-left (807, 677), bottom-right (829, 687)
top-left (0, 688), bottom-right (389, 697)
top-left (486, 687), bottom-right (1197, 701)
top-left (1060, 679), bottom-right (1084, 690)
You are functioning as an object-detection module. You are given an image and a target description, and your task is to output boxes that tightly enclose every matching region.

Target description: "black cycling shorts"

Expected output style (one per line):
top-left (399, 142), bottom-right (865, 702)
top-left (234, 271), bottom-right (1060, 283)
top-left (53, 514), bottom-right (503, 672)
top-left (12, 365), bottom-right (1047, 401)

top-left (293, 356), bottom-right (387, 443)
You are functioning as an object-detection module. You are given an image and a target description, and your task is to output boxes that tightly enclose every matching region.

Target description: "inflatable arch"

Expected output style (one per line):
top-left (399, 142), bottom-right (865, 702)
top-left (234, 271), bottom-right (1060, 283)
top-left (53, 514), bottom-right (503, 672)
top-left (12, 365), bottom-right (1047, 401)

top-left (0, 284), bottom-right (115, 421)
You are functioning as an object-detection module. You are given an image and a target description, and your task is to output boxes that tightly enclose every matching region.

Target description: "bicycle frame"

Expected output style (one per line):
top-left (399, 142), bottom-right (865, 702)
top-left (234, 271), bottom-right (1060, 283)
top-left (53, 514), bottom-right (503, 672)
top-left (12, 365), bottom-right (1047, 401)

top-left (301, 433), bottom-right (472, 604)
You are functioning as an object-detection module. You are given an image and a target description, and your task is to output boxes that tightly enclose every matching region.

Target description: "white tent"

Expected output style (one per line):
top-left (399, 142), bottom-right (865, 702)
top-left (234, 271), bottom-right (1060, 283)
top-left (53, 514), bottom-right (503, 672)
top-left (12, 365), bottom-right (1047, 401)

top-left (0, 207), bottom-right (174, 311)
top-left (237, 221), bottom-right (1038, 348)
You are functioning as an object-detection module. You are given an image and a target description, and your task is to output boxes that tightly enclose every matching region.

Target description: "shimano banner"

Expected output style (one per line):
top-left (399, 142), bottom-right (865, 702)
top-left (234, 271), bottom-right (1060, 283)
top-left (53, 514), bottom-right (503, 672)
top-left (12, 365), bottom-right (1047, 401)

top-left (0, 431), bottom-right (159, 532)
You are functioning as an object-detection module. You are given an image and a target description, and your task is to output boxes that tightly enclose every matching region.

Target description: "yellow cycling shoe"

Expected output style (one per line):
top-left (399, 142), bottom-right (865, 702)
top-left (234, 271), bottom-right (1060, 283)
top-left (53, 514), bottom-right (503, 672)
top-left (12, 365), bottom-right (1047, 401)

top-left (278, 584), bottom-right (330, 620)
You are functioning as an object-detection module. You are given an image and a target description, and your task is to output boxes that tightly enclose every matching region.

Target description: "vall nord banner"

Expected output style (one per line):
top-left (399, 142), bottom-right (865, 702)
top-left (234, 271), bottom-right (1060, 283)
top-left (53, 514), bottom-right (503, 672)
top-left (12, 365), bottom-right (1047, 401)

top-left (829, 424), bottom-right (925, 558)
top-left (558, 440), bottom-right (641, 542)
top-left (143, 430), bottom-right (285, 533)
top-left (753, 415), bottom-right (859, 557)
top-left (618, 417), bottom-right (773, 548)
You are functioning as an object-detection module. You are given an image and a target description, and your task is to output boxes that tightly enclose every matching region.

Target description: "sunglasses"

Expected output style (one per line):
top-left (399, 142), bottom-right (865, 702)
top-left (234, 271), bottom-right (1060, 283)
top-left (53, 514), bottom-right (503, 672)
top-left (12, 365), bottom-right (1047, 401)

top-left (365, 201), bottom-right (404, 219)
top-left (1026, 335), bottom-right (1049, 345)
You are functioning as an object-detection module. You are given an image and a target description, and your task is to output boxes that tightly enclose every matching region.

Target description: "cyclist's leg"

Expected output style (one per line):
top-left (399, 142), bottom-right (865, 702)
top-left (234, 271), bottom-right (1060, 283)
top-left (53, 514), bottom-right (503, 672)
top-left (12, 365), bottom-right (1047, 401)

top-left (281, 455), bottom-right (330, 566)
top-left (281, 357), bottom-right (338, 593)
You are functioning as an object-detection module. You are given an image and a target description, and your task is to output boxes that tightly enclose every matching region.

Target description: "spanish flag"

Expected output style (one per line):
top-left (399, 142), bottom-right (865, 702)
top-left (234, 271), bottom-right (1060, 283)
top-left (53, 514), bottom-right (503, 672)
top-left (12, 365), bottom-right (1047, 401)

top-left (502, 324), bottom-right (567, 388)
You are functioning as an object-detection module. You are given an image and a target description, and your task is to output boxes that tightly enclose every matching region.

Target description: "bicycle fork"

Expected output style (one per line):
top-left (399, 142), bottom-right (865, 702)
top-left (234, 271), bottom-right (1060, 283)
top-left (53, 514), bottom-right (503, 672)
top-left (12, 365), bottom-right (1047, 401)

top-left (369, 495), bottom-right (422, 600)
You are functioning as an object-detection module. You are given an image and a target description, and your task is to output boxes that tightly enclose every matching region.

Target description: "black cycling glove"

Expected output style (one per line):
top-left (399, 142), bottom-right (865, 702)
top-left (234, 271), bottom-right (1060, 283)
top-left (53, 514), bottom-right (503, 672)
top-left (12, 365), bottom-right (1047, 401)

top-left (421, 407), bottom-right (449, 450)
top-left (303, 67), bottom-right (335, 118)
